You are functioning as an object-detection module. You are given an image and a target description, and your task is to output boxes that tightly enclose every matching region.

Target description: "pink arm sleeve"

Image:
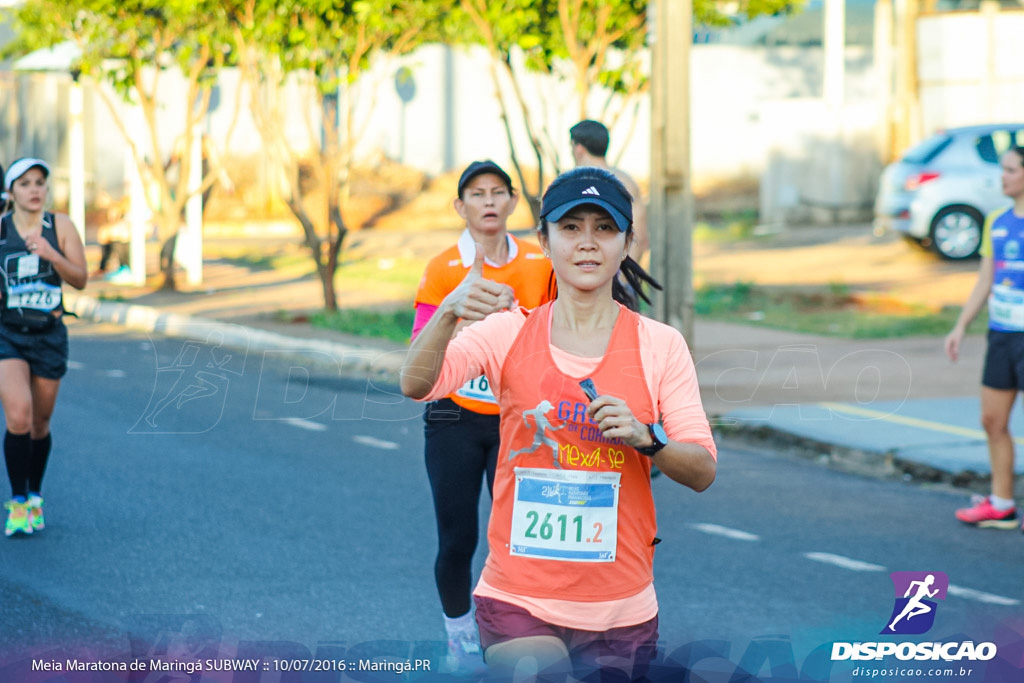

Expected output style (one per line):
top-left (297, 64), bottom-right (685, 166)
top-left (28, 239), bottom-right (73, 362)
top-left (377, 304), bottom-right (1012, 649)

top-left (411, 303), bottom-right (438, 341)
top-left (418, 310), bottom-right (523, 402)
top-left (640, 321), bottom-right (718, 460)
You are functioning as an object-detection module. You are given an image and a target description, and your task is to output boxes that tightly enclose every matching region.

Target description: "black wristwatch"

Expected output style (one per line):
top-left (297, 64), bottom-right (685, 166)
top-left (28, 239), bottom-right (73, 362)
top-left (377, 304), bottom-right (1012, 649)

top-left (636, 423), bottom-right (668, 457)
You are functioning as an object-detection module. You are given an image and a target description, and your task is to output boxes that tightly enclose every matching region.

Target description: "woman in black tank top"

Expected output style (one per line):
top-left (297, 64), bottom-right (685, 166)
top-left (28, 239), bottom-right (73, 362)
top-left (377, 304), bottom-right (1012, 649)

top-left (1, 158), bottom-right (87, 538)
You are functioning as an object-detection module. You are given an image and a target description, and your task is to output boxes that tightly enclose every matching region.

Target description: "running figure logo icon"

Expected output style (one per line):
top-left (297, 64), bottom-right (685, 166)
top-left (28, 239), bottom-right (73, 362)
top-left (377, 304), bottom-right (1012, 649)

top-left (132, 326), bottom-right (247, 434)
top-left (881, 571), bottom-right (949, 635)
top-left (507, 400), bottom-right (564, 467)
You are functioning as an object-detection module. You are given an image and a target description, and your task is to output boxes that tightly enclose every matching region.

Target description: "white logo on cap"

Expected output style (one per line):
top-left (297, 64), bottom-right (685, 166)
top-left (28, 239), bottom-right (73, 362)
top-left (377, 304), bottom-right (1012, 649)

top-left (581, 186), bottom-right (600, 196)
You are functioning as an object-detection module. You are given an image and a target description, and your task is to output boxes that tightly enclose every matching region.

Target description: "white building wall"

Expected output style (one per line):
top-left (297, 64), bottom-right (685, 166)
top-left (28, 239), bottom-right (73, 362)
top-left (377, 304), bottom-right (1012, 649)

top-left (8, 43), bottom-right (882, 220)
top-left (917, 9), bottom-right (1024, 136)
top-left (13, 9), bottom-right (1021, 227)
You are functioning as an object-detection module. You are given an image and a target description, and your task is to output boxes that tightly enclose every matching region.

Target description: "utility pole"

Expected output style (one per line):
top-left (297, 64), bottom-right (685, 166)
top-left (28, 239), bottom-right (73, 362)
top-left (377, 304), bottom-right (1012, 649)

top-left (181, 129), bottom-right (204, 287)
top-left (68, 72), bottom-right (85, 244)
top-left (893, 0), bottom-right (920, 156)
top-left (649, 0), bottom-right (695, 343)
top-left (823, 0), bottom-right (846, 215)
top-left (823, 0), bottom-right (846, 112)
top-left (126, 105), bottom-right (148, 286)
top-left (874, 0), bottom-right (894, 163)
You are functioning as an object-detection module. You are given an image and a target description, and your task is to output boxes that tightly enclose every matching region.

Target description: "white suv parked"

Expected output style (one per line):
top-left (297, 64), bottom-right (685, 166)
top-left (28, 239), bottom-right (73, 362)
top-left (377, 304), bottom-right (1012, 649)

top-left (874, 123), bottom-right (1024, 260)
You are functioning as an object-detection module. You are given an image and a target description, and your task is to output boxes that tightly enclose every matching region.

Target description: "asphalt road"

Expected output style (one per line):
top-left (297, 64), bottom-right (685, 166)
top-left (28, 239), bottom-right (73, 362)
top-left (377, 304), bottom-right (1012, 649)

top-left (1, 323), bottom-right (1021, 682)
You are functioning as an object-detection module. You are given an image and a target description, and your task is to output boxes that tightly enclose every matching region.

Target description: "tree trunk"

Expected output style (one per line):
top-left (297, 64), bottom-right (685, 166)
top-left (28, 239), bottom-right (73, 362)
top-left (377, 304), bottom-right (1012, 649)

top-left (159, 231), bottom-right (179, 290)
top-left (321, 204), bottom-right (348, 312)
top-left (286, 195), bottom-right (341, 311)
top-left (317, 258), bottom-right (335, 312)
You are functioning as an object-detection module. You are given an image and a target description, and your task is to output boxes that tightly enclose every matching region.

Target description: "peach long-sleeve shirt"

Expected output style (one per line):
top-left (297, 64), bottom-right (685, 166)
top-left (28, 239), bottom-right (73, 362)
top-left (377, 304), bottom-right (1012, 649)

top-left (421, 307), bottom-right (716, 459)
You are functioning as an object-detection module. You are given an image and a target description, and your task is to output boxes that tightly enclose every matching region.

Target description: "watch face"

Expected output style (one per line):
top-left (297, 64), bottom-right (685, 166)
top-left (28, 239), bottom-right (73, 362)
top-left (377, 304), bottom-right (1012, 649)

top-left (651, 423), bottom-right (668, 445)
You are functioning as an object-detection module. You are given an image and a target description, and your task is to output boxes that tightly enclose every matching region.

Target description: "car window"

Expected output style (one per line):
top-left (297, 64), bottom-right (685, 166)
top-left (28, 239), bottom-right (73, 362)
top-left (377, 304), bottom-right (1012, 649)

top-left (901, 135), bottom-right (952, 163)
top-left (976, 131), bottom-right (1015, 163)
top-left (975, 135), bottom-right (997, 163)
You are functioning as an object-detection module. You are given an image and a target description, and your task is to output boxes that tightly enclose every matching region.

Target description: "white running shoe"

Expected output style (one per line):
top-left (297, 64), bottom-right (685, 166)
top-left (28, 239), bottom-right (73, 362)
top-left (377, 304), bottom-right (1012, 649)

top-left (27, 494), bottom-right (44, 531)
top-left (444, 629), bottom-right (486, 676)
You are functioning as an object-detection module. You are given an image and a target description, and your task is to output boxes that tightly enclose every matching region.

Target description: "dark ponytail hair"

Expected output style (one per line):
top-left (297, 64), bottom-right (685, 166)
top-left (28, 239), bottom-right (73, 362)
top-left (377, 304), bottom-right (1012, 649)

top-left (539, 167), bottom-right (662, 312)
top-left (614, 254), bottom-right (662, 311)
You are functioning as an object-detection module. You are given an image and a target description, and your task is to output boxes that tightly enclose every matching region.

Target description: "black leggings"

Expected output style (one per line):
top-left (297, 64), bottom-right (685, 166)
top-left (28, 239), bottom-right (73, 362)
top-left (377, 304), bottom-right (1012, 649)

top-left (423, 398), bottom-right (500, 618)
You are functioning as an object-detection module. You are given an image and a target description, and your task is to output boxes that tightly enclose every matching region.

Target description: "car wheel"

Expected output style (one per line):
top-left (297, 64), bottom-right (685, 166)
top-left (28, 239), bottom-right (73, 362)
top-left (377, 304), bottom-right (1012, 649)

top-left (930, 205), bottom-right (983, 260)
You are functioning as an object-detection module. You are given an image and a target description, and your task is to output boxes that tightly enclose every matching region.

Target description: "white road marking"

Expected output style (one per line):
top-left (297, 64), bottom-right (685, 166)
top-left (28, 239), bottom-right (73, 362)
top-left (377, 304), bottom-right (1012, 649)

top-left (947, 584), bottom-right (1020, 606)
top-left (67, 361), bottom-right (85, 370)
top-left (106, 369), bottom-right (127, 378)
top-left (803, 552), bottom-right (886, 572)
top-left (690, 523), bottom-right (760, 541)
top-left (283, 418), bottom-right (327, 432)
top-left (800, 555), bottom-right (1016, 604)
top-left (353, 435), bottom-right (400, 450)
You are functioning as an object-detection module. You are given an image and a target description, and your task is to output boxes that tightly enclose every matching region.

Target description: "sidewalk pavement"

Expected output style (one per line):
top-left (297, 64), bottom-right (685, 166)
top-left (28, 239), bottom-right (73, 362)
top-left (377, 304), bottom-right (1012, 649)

top-left (696, 321), bottom-right (1023, 489)
top-left (64, 251), bottom-right (1022, 493)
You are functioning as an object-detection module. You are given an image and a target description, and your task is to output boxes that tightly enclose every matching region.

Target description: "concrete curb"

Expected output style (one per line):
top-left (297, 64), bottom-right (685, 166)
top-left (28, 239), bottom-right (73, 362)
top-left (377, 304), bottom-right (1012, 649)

top-left (63, 292), bottom-right (408, 383)
top-left (713, 421), bottom-right (993, 491)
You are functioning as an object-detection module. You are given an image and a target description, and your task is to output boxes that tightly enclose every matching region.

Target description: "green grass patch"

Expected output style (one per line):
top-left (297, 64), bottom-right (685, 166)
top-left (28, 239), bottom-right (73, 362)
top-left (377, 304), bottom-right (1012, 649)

top-left (213, 246), bottom-right (423, 291)
top-left (336, 257), bottom-right (423, 290)
top-left (693, 210), bottom-right (762, 243)
top-left (309, 308), bottom-right (414, 344)
top-left (213, 244), bottom-right (424, 302)
top-left (696, 281), bottom-right (983, 338)
top-left (214, 249), bottom-right (313, 273)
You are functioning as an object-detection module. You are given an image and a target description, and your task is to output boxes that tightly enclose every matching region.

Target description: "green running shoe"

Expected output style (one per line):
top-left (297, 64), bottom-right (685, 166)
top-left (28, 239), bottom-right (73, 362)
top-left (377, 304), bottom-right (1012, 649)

top-left (4, 499), bottom-right (32, 537)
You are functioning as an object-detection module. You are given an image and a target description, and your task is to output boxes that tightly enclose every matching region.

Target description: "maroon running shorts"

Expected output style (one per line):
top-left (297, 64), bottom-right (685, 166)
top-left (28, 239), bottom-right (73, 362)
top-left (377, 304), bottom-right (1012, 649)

top-left (474, 595), bottom-right (659, 679)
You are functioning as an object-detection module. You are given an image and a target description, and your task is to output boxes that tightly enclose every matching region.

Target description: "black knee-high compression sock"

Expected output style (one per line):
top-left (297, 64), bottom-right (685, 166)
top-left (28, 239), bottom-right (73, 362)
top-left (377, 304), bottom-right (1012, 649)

top-left (4, 431), bottom-right (32, 499)
top-left (28, 433), bottom-right (52, 495)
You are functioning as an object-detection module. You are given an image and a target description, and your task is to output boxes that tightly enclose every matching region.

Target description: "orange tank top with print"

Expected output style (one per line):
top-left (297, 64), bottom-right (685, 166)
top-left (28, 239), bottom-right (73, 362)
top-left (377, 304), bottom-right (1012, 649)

top-left (481, 301), bottom-right (659, 602)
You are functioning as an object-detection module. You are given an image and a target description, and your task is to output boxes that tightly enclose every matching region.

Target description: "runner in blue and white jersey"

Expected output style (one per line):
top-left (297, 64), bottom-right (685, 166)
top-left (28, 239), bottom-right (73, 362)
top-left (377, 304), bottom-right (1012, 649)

top-left (946, 145), bottom-right (1024, 530)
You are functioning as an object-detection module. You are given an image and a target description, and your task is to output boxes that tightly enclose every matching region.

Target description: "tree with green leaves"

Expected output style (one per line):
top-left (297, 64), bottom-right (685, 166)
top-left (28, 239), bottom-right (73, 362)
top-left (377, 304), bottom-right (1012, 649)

top-left (452, 0), bottom-right (803, 221)
top-left (4, 0), bottom-right (240, 290)
top-left (228, 0), bottom-right (450, 311)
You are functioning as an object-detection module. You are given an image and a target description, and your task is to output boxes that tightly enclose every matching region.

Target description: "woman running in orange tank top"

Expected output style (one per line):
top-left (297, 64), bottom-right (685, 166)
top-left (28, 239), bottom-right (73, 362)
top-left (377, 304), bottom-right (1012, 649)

top-left (402, 167), bottom-right (716, 680)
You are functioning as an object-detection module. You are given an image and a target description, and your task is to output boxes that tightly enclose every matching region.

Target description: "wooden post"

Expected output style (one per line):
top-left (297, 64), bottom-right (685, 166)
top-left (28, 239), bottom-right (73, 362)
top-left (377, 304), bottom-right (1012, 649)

top-left (182, 129), bottom-right (204, 287)
top-left (893, 0), bottom-right (921, 155)
top-left (126, 105), bottom-right (148, 286)
top-left (649, 0), bottom-right (695, 342)
top-left (874, 0), bottom-right (894, 163)
top-left (68, 74), bottom-right (85, 244)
